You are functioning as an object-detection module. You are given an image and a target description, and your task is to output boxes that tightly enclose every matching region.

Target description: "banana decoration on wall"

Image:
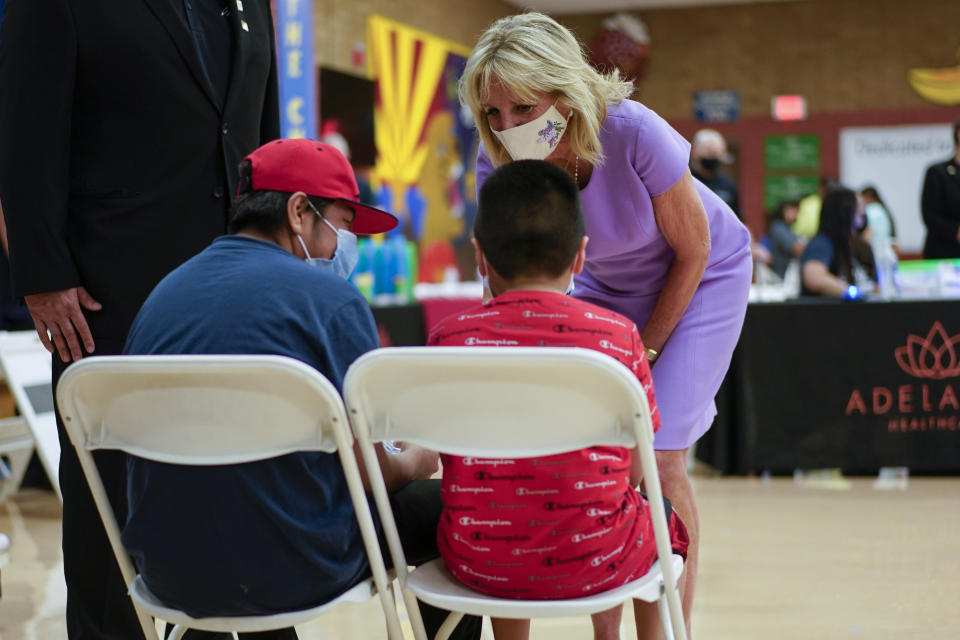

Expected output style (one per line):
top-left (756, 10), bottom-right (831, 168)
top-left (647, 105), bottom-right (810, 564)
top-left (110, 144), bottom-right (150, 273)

top-left (909, 47), bottom-right (960, 105)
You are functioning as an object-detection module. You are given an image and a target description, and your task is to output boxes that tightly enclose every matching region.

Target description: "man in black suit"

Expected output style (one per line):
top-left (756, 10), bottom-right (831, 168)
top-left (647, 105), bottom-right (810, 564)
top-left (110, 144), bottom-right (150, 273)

top-left (0, 1), bottom-right (280, 637)
top-left (921, 119), bottom-right (960, 259)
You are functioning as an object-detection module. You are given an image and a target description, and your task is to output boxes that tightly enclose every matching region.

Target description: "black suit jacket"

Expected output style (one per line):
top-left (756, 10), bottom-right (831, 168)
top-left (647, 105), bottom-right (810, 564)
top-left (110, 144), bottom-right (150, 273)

top-left (921, 157), bottom-right (960, 259)
top-left (0, 0), bottom-right (280, 342)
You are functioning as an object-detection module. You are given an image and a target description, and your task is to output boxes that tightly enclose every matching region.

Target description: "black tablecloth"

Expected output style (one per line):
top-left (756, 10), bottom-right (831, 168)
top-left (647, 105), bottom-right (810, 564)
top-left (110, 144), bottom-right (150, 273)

top-left (371, 304), bottom-right (426, 346)
top-left (697, 298), bottom-right (960, 474)
top-left (372, 298), bottom-right (960, 474)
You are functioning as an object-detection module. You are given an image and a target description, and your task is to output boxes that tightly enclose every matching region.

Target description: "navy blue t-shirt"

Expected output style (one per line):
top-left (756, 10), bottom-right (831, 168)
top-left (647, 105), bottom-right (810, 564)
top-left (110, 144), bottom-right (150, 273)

top-left (122, 235), bottom-right (379, 616)
top-left (799, 233), bottom-right (837, 296)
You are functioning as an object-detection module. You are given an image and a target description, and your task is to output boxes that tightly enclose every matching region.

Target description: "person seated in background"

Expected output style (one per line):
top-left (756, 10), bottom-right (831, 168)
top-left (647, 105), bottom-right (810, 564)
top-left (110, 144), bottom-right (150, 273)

top-left (428, 160), bottom-right (690, 640)
top-left (121, 139), bottom-right (480, 640)
top-left (799, 186), bottom-right (876, 298)
top-left (860, 186), bottom-right (899, 256)
top-left (792, 176), bottom-right (837, 239)
top-left (767, 199), bottom-right (806, 279)
top-left (859, 185), bottom-right (901, 297)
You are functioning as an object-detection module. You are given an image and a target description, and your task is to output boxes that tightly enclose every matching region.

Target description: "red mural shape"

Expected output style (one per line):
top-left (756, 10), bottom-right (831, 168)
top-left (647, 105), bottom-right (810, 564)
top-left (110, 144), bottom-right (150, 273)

top-left (894, 321), bottom-right (960, 379)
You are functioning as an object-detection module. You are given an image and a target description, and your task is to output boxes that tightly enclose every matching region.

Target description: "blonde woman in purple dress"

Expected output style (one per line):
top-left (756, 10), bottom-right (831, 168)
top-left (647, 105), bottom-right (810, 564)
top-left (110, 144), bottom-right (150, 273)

top-left (460, 12), bottom-right (752, 638)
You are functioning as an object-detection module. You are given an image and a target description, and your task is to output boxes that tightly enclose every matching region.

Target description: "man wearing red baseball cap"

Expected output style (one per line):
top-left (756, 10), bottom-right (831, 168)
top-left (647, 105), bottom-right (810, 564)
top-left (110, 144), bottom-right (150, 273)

top-left (231, 138), bottom-right (399, 280)
top-left (118, 139), bottom-right (480, 640)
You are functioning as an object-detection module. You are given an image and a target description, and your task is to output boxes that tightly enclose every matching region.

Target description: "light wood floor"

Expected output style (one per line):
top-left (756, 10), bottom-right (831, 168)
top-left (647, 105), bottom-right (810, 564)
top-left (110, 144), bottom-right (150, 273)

top-left (2, 474), bottom-right (958, 639)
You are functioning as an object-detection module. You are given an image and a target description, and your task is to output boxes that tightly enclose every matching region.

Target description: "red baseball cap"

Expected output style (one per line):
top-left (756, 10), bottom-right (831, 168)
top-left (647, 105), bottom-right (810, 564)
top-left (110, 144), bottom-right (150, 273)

top-left (239, 139), bottom-right (398, 235)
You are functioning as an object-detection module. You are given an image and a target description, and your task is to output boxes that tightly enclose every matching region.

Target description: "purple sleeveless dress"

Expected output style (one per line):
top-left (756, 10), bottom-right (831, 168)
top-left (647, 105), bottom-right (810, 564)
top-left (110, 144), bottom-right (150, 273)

top-left (476, 99), bottom-right (752, 450)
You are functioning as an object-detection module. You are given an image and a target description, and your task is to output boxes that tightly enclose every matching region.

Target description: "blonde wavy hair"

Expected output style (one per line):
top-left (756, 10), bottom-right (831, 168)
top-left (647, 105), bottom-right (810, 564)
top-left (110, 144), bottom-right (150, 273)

top-left (459, 12), bottom-right (635, 168)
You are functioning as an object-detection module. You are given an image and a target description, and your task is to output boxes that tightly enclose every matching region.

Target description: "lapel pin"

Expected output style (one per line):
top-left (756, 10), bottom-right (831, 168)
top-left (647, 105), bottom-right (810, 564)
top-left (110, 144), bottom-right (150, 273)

top-left (949, 165), bottom-right (956, 176)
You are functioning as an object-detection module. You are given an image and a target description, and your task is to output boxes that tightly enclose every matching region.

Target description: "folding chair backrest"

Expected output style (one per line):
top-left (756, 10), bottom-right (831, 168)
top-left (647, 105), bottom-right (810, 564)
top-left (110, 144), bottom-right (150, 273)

top-left (0, 330), bottom-right (60, 497)
top-left (57, 354), bottom-right (346, 464)
top-left (343, 346), bottom-right (654, 457)
top-left (55, 354), bottom-right (403, 640)
top-left (343, 346), bottom-right (682, 640)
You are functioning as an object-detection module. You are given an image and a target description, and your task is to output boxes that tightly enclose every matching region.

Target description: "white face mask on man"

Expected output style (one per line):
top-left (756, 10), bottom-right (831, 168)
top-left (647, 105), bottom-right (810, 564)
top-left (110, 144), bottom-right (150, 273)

top-left (298, 203), bottom-right (359, 280)
top-left (491, 104), bottom-right (568, 161)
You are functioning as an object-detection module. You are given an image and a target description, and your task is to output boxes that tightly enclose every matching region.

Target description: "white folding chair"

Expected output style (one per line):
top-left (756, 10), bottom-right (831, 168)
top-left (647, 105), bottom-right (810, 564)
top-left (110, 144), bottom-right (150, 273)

top-left (56, 354), bottom-right (403, 640)
top-left (0, 330), bottom-right (60, 501)
top-left (344, 346), bottom-right (687, 640)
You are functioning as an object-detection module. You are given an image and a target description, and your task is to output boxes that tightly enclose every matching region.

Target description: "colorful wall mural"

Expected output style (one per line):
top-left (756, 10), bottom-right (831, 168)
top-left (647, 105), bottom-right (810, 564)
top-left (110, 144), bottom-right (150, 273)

top-left (365, 14), bottom-right (478, 284)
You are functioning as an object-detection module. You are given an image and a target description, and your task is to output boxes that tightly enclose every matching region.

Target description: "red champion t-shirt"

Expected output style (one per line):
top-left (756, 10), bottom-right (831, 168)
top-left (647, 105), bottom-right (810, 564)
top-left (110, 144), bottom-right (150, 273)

top-left (428, 290), bottom-right (683, 599)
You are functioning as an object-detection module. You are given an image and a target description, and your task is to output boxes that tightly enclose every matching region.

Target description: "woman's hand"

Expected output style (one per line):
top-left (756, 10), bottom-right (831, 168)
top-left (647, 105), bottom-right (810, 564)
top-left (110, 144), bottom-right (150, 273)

top-left (643, 170), bottom-right (711, 352)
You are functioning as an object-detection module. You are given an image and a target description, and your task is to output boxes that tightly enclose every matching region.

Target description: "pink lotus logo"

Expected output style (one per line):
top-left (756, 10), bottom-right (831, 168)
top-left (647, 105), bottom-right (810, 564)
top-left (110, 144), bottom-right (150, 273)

top-left (895, 321), bottom-right (960, 379)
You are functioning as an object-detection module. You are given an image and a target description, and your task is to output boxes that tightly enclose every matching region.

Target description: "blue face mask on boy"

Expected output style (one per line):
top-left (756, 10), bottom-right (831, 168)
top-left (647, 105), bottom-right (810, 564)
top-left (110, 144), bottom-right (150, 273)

top-left (298, 202), bottom-right (359, 279)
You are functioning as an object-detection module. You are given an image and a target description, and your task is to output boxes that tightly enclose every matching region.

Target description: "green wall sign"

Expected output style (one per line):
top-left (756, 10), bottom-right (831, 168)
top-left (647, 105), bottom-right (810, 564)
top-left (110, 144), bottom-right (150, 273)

top-left (764, 175), bottom-right (819, 211)
top-left (764, 135), bottom-right (821, 170)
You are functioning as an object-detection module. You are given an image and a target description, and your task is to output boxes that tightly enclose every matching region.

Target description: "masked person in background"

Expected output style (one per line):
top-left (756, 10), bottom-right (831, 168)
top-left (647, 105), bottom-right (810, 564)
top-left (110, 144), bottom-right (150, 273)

top-left (121, 140), bottom-right (481, 640)
top-left (690, 128), bottom-right (741, 220)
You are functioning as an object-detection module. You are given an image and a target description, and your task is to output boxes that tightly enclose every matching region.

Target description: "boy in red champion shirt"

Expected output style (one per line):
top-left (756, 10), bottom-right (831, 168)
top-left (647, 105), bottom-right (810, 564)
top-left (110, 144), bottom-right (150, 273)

top-left (428, 160), bottom-right (689, 640)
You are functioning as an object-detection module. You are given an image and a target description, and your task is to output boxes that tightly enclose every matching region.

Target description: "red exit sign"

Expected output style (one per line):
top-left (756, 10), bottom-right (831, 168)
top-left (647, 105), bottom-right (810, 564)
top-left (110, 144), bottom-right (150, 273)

top-left (772, 95), bottom-right (807, 121)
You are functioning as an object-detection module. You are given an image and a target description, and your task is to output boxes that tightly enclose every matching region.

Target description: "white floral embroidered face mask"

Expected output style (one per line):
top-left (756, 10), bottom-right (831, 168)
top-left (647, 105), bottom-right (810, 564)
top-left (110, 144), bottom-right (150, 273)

top-left (491, 104), bottom-right (568, 161)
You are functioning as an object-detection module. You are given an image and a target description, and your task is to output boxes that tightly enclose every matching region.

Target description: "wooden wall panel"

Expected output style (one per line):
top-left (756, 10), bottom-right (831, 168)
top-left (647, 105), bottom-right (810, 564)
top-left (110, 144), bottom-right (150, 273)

top-left (559, 0), bottom-right (960, 119)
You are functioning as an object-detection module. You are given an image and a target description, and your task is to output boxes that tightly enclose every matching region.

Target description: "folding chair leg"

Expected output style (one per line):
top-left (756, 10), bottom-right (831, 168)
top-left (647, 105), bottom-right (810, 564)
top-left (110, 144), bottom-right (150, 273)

top-left (656, 594), bottom-right (674, 640)
top-left (402, 587), bottom-right (430, 640)
top-left (434, 610), bottom-right (466, 640)
top-left (657, 589), bottom-right (680, 640)
top-left (0, 446), bottom-right (32, 502)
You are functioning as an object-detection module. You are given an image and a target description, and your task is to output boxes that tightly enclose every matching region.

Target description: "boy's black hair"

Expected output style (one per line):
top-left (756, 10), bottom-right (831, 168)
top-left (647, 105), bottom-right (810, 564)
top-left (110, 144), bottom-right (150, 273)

top-left (474, 159), bottom-right (585, 280)
top-left (227, 159), bottom-right (333, 234)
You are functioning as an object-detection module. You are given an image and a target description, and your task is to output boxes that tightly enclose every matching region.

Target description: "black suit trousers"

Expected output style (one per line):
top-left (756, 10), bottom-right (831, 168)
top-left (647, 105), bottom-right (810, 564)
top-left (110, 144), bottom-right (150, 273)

top-left (53, 341), bottom-right (145, 640)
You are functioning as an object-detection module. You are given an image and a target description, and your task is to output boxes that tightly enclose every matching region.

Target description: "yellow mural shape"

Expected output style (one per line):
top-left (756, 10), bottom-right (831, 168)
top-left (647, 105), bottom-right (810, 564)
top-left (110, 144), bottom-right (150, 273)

top-left (420, 111), bottom-right (465, 246)
top-left (908, 47), bottom-right (960, 106)
top-left (366, 15), bottom-right (470, 212)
